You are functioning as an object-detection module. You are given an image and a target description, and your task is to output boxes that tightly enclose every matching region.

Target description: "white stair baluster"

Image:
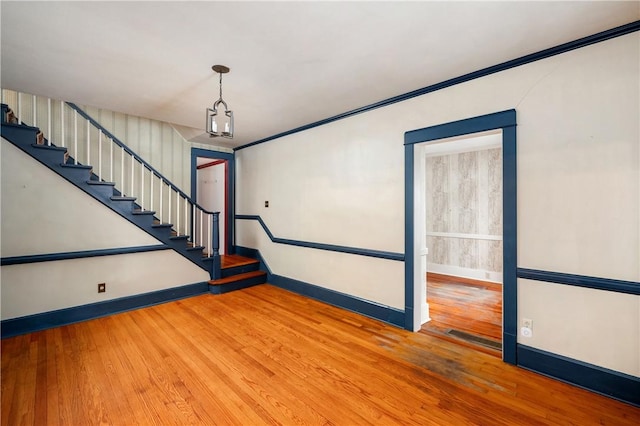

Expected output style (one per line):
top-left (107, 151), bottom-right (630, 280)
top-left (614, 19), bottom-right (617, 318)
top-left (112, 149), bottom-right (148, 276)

top-left (200, 209), bottom-right (203, 249)
top-left (109, 137), bottom-right (113, 182)
top-left (150, 172), bottom-right (154, 214)
top-left (184, 197), bottom-right (187, 239)
top-left (60, 101), bottom-right (65, 148)
top-left (159, 178), bottom-right (163, 224)
top-left (140, 161), bottom-right (144, 211)
top-left (86, 120), bottom-right (90, 166)
top-left (98, 130), bottom-right (102, 179)
top-left (17, 92), bottom-right (21, 124)
top-left (168, 186), bottom-right (171, 225)
top-left (208, 213), bottom-right (212, 257)
top-left (121, 146), bottom-right (125, 196)
top-left (74, 110), bottom-right (78, 165)
top-left (47, 98), bottom-right (51, 146)
top-left (130, 155), bottom-right (134, 199)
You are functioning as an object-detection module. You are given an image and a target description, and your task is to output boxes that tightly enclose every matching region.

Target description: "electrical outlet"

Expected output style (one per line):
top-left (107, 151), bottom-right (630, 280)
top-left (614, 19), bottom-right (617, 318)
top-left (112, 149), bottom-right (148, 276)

top-left (98, 283), bottom-right (106, 293)
top-left (521, 318), bottom-right (533, 338)
top-left (265, 200), bottom-right (269, 208)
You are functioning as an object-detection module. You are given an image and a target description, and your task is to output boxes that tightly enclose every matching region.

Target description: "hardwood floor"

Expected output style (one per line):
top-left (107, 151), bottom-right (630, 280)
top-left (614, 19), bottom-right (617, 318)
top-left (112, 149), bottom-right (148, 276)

top-left (2, 284), bottom-right (639, 425)
top-left (420, 273), bottom-right (503, 357)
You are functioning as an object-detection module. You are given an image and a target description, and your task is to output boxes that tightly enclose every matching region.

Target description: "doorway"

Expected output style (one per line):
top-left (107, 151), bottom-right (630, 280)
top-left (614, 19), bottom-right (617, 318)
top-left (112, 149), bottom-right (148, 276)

top-left (196, 158), bottom-right (227, 255)
top-left (191, 148), bottom-right (235, 255)
top-left (404, 110), bottom-right (517, 364)
top-left (420, 132), bottom-right (503, 356)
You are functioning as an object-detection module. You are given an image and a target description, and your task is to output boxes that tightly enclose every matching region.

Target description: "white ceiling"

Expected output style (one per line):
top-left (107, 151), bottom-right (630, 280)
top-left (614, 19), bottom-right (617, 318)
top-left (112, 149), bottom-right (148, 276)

top-left (1, 1), bottom-right (638, 149)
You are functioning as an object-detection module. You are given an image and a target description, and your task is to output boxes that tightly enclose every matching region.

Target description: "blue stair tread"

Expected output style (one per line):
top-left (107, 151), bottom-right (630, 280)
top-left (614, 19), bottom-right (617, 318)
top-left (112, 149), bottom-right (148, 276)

top-left (31, 143), bottom-right (67, 152)
top-left (152, 223), bottom-right (173, 229)
top-left (186, 245), bottom-right (205, 252)
top-left (61, 163), bottom-right (92, 170)
top-left (3, 122), bottom-right (39, 131)
top-left (86, 180), bottom-right (115, 186)
top-left (208, 270), bottom-right (266, 285)
top-left (110, 196), bottom-right (136, 201)
top-left (132, 209), bottom-right (155, 215)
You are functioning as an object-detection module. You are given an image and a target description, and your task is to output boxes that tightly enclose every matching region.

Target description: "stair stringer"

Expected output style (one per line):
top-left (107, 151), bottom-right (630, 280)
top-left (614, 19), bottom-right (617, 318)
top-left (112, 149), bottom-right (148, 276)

top-left (0, 122), bottom-right (215, 276)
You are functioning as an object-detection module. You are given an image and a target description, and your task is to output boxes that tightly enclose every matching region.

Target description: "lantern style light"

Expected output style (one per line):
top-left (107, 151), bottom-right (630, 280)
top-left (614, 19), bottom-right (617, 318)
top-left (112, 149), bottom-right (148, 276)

top-left (206, 65), bottom-right (234, 138)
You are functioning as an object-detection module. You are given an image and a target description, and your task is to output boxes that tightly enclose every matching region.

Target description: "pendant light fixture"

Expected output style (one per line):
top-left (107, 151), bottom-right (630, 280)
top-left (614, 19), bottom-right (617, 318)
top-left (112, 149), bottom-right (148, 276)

top-left (206, 65), bottom-right (234, 138)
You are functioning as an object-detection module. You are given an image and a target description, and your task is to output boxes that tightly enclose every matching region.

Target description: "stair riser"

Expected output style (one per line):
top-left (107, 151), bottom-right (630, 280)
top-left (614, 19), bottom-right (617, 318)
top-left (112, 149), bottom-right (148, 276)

top-left (165, 238), bottom-right (195, 252)
top-left (130, 213), bottom-right (155, 227)
top-left (87, 185), bottom-right (115, 198)
top-left (110, 201), bottom-right (136, 213)
top-left (59, 167), bottom-right (92, 182)
top-left (209, 275), bottom-right (266, 295)
top-left (222, 263), bottom-right (260, 278)
top-left (1, 125), bottom-right (40, 146)
top-left (150, 226), bottom-right (173, 238)
top-left (30, 148), bottom-right (67, 165)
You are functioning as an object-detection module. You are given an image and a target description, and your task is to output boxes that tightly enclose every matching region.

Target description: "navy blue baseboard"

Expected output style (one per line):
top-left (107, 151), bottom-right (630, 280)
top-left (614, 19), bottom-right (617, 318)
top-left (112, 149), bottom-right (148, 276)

top-left (234, 245), bottom-right (405, 327)
top-left (1, 282), bottom-right (209, 338)
top-left (518, 345), bottom-right (640, 407)
top-left (271, 274), bottom-right (405, 328)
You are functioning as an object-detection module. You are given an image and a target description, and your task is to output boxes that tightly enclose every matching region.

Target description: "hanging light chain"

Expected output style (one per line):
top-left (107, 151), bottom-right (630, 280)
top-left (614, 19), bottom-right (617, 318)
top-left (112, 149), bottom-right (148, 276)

top-left (219, 72), bottom-right (223, 101)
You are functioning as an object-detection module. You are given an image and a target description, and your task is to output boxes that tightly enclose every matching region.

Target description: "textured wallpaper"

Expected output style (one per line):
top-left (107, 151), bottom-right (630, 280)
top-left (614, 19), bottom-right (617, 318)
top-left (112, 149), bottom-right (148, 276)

top-left (426, 148), bottom-right (503, 273)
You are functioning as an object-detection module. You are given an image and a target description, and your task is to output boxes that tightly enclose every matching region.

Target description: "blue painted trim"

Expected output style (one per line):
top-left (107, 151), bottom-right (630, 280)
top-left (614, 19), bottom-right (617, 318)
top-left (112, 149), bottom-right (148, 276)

top-left (235, 215), bottom-right (404, 261)
top-left (1, 245), bottom-right (169, 266)
top-left (190, 148), bottom-right (235, 254)
top-left (235, 21), bottom-right (639, 151)
top-left (270, 274), bottom-right (405, 328)
top-left (404, 110), bottom-right (517, 365)
top-left (502, 123), bottom-right (518, 365)
top-left (517, 269), bottom-right (640, 295)
top-left (67, 103), bottom-right (215, 215)
top-left (404, 110), bottom-right (517, 144)
top-left (1, 282), bottom-right (209, 338)
top-left (518, 345), bottom-right (640, 407)
top-left (403, 144), bottom-right (414, 331)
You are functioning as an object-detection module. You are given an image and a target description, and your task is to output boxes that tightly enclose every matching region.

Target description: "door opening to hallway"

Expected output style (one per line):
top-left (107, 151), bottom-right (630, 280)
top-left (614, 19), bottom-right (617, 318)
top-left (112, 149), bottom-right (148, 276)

top-left (418, 131), bottom-right (504, 356)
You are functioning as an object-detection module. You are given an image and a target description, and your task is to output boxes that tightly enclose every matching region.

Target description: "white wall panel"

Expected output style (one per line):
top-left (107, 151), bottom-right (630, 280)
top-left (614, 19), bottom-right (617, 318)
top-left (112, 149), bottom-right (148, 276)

top-left (235, 220), bottom-right (405, 309)
top-left (518, 278), bottom-right (639, 377)
top-left (0, 250), bottom-right (209, 320)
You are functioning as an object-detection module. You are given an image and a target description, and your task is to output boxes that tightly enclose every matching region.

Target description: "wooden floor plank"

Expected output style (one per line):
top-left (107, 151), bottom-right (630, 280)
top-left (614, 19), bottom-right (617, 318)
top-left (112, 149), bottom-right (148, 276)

top-left (2, 284), bottom-right (639, 425)
top-left (421, 272), bottom-right (503, 355)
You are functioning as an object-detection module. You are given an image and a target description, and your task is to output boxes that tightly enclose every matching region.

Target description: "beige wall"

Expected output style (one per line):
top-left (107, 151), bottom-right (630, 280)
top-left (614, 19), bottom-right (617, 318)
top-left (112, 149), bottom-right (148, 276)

top-left (236, 33), bottom-right (639, 376)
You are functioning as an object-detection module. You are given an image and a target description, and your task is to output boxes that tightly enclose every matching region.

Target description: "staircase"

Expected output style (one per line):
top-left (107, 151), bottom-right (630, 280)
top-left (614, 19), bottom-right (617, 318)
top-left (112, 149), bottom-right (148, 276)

top-left (1, 95), bottom-right (266, 294)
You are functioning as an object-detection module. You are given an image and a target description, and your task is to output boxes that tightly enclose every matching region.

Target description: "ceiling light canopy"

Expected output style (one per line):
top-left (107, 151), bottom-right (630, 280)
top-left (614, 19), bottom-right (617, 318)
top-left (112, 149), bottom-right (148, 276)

top-left (206, 65), bottom-right (233, 138)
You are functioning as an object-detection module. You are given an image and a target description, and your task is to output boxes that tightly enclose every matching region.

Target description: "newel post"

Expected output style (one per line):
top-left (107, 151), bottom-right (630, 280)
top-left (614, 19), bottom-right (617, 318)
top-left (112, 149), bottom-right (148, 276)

top-left (211, 212), bottom-right (221, 279)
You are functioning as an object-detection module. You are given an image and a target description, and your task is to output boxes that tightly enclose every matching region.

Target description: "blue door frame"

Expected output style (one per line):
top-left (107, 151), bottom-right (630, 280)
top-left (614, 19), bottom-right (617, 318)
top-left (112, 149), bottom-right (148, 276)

top-left (404, 110), bottom-right (517, 364)
top-left (191, 148), bottom-right (235, 255)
